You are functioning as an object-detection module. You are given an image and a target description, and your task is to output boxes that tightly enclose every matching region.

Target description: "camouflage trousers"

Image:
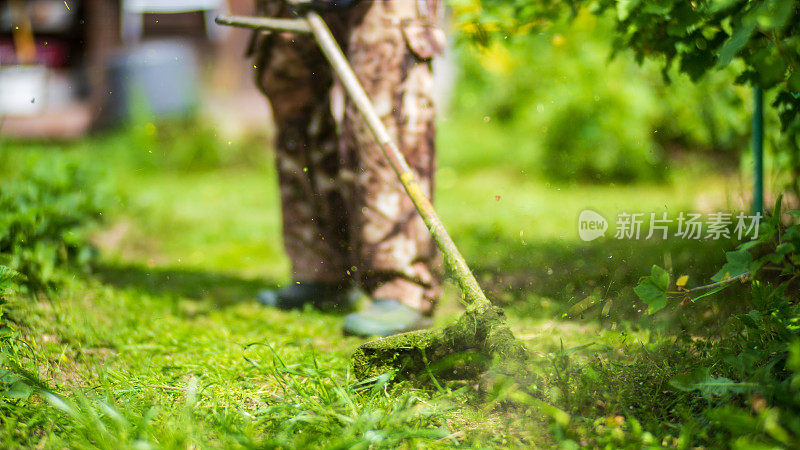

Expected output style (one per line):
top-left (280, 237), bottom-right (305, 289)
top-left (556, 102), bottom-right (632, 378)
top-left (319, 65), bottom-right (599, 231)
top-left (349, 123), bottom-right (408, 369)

top-left (252, 0), bottom-right (445, 313)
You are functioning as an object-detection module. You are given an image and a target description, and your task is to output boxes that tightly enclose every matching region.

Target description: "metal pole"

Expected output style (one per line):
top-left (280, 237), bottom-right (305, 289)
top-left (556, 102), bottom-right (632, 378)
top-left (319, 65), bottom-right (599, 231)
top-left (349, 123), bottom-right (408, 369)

top-left (303, 11), bottom-right (491, 311)
top-left (215, 15), bottom-right (312, 34)
top-left (753, 86), bottom-right (764, 214)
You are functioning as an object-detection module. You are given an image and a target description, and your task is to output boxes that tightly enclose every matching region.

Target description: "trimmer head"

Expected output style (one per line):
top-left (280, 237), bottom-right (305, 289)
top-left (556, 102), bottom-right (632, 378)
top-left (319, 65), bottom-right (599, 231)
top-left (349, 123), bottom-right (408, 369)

top-left (353, 304), bottom-right (528, 382)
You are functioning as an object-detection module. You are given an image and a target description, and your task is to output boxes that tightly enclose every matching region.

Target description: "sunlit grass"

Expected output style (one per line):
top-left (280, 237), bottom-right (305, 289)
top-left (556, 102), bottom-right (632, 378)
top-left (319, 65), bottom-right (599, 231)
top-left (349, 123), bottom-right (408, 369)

top-left (1, 113), bottom-right (751, 447)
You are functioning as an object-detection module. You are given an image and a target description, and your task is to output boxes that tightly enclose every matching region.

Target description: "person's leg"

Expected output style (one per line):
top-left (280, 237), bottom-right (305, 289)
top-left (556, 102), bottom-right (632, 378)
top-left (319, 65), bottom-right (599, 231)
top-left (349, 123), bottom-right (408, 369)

top-left (253, 2), bottom-right (354, 307)
top-left (342, 1), bottom-right (445, 318)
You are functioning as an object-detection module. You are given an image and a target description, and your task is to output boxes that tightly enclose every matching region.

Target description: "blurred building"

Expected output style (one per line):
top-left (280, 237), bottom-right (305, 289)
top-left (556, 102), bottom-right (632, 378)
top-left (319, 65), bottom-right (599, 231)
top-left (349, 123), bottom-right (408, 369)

top-left (0, 0), bottom-right (261, 139)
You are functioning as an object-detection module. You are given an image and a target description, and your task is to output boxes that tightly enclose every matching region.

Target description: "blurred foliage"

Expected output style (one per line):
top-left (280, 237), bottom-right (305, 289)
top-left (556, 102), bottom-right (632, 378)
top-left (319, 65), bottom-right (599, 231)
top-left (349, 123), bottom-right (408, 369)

top-left (116, 117), bottom-right (269, 172)
top-left (0, 155), bottom-right (108, 291)
top-left (451, 9), bottom-right (753, 183)
top-left (454, 0), bottom-right (798, 120)
top-left (111, 98), bottom-right (272, 173)
top-left (454, 0), bottom-right (800, 191)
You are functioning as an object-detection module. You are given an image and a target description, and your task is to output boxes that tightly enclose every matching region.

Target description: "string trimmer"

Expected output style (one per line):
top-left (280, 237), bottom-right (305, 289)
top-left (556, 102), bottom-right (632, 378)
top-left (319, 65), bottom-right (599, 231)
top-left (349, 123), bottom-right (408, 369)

top-left (216, 9), bottom-right (529, 382)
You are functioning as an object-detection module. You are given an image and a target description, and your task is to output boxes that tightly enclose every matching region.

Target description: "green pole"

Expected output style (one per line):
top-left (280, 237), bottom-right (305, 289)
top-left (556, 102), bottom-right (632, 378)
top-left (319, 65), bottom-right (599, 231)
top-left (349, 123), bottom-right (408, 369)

top-left (753, 86), bottom-right (764, 214)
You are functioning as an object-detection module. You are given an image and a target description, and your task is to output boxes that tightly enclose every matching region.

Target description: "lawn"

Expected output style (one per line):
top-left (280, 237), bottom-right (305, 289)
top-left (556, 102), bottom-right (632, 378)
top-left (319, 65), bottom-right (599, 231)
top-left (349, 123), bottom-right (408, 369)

top-left (0, 113), bottom-right (754, 448)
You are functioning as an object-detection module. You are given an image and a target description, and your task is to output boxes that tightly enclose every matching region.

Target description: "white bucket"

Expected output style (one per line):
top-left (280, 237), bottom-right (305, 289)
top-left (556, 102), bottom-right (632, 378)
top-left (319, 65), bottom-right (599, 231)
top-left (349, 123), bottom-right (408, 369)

top-left (0, 65), bottom-right (49, 116)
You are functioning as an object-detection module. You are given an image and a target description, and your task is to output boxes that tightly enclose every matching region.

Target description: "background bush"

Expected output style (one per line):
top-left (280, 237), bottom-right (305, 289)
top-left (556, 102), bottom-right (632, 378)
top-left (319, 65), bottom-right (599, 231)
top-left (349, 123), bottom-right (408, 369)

top-left (450, 11), bottom-right (754, 182)
top-left (109, 97), bottom-right (272, 173)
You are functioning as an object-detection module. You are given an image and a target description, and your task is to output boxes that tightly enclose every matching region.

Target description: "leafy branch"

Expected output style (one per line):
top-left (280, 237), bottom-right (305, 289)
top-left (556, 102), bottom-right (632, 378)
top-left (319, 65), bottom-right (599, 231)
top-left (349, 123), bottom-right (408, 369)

top-left (636, 195), bottom-right (800, 314)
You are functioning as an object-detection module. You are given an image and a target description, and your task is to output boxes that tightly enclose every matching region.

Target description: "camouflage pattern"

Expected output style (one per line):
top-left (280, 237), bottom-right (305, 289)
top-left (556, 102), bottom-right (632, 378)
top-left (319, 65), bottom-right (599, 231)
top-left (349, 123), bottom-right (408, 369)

top-left (252, 0), bottom-right (445, 313)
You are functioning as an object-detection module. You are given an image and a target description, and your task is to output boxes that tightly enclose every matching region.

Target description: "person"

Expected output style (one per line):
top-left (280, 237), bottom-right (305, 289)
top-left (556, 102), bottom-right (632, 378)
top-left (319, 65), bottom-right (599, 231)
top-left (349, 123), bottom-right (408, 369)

top-left (250, 0), bottom-right (445, 337)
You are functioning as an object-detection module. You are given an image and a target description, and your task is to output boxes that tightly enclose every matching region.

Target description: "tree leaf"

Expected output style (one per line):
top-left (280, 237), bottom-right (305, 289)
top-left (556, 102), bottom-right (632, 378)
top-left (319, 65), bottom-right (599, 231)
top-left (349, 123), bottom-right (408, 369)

top-left (634, 275), bottom-right (668, 314)
top-left (634, 279), bottom-right (662, 301)
top-left (617, 0), bottom-right (641, 21)
top-left (754, 0), bottom-right (794, 31)
top-left (788, 72), bottom-right (800, 92)
top-left (717, 9), bottom-right (758, 67)
top-left (670, 368), bottom-right (758, 399)
top-left (2, 381), bottom-right (33, 400)
top-left (650, 265), bottom-right (670, 291)
top-left (711, 249), bottom-right (752, 281)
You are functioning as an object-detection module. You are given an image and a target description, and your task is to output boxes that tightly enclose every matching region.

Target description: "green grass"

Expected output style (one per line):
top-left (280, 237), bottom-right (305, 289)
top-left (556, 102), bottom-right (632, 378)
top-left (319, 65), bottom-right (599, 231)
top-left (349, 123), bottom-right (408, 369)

top-left (0, 115), bottom-right (751, 448)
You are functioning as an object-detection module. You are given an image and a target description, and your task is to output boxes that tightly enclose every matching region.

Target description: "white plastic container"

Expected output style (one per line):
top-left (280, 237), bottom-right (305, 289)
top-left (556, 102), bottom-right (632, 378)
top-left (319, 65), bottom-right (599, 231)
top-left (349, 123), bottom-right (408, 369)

top-left (0, 65), bottom-right (49, 116)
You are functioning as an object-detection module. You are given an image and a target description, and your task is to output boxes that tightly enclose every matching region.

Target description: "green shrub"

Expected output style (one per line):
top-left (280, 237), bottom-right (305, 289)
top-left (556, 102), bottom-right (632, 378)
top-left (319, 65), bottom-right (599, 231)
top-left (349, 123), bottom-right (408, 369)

top-left (458, 0), bottom-right (800, 198)
top-left (0, 157), bottom-right (108, 291)
top-left (451, 10), bottom-right (752, 182)
top-left (118, 117), bottom-right (269, 172)
top-left (109, 98), bottom-right (271, 173)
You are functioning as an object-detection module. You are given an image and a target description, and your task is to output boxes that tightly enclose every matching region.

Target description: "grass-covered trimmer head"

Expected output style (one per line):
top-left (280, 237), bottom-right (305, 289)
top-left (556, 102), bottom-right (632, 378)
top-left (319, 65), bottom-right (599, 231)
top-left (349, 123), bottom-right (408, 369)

top-left (353, 302), bottom-right (528, 382)
top-left (216, 11), bottom-right (529, 381)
